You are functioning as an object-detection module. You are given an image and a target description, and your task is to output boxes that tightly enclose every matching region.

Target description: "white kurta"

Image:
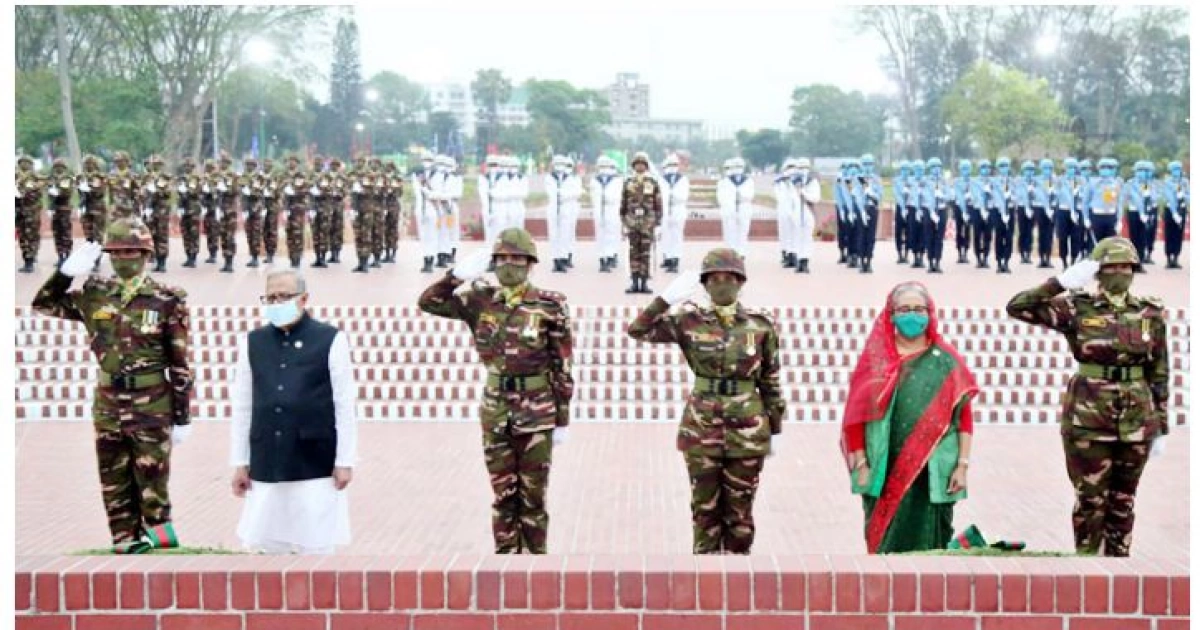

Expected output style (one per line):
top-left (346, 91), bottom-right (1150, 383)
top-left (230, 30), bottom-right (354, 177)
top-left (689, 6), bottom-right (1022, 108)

top-left (229, 329), bottom-right (358, 554)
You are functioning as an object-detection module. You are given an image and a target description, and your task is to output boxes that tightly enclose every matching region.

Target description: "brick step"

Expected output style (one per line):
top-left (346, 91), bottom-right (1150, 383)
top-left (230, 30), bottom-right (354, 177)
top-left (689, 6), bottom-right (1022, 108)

top-left (15, 365), bottom-right (1190, 390)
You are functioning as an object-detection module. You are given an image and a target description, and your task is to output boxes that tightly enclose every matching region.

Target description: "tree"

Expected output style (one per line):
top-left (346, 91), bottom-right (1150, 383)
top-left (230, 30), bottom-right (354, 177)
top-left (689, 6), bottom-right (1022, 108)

top-left (524, 79), bottom-right (610, 155)
top-left (941, 62), bottom-right (1070, 157)
top-left (854, 6), bottom-right (934, 158)
top-left (55, 5), bottom-right (81, 169)
top-left (363, 71), bottom-right (430, 155)
top-left (428, 112), bottom-right (459, 152)
top-left (789, 84), bottom-right (886, 157)
top-left (471, 69), bottom-right (512, 158)
top-left (328, 16), bottom-right (363, 157)
top-left (735, 129), bottom-right (790, 170)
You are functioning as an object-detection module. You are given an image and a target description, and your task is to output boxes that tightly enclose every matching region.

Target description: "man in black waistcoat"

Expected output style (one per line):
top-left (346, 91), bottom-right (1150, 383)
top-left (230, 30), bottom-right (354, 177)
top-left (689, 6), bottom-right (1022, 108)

top-left (229, 268), bottom-right (358, 554)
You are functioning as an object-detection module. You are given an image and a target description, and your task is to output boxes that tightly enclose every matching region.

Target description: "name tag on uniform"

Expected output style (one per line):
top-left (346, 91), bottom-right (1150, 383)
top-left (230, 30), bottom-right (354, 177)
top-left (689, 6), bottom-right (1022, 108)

top-left (635, 209), bottom-right (644, 217)
top-left (92, 306), bottom-right (118, 320)
top-left (643, 182), bottom-right (655, 194)
top-left (1081, 317), bottom-right (1107, 328)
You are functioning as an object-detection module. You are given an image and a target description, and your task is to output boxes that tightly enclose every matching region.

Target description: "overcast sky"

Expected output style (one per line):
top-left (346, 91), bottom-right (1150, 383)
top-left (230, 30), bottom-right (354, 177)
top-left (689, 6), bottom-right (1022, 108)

top-left (353, 3), bottom-right (893, 131)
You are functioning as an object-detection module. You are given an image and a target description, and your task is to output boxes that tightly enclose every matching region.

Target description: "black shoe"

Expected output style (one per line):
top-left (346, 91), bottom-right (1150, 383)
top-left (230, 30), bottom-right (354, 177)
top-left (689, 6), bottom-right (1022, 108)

top-left (784, 253), bottom-right (797, 268)
top-left (311, 253), bottom-right (327, 268)
top-left (20, 259), bottom-right (34, 273)
top-left (1167, 257), bottom-right (1182, 269)
top-left (182, 255), bottom-right (196, 268)
top-left (929, 261), bottom-right (942, 274)
top-left (450, 248), bottom-right (457, 264)
top-left (660, 258), bottom-right (669, 269)
top-left (848, 255), bottom-right (858, 267)
top-left (247, 256), bottom-right (259, 268)
top-left (265, 255), bottom-right (275, 264)
top-left (220, 256), bottom-right (233, 273)
top-left (435, 253), bottom-right (448, 268)
top-left (797, 259), bottom-right (809, 274)
top-left (566, 253), bottom-right (573, 268)
top-left (386, 249), bottom-right (397, 264)
top-left (608, 255), bottom-right (618, 267)
top-left (1038, 258), bottom-right (1052, 269)
top-left (638, 275), bottom-right (654, 293)
top-left (291, 257), bottom-right (302, 268)
top-left (206, 252), bottom-right (217, 264)
top-left (625, 275), bottom-right (639, 294)
top-left (780, 251), bottom-right (788, 264)
top-left (911, 255), bottom-right (923, 268)
top-left (860, 259), bottom-right (872, 273)
top-left (553, 259), bottom-right (565, 273)
top-left (600, 258), bottom-right (611, 273)
top-left (421, 256), bottom-right (433, 273)
top-left (353, 257), bottom-right (369, 273)
top-left (897, 254), bottom-right (908, 264)
top-left (667, 259), bottom-right (679, 273)
top-left (153, 257), bottom-right (166, 273)
top-left (370, 255), bottom-right (381, 268)
top-left (1144, 256), bottom-right (1155, 265)
top-left (838, 253), bottom-right (847, 264)
top-left (329, 251), bottom-right (340, 264)
top-left (1134, 266), bottom-right (1147, 274)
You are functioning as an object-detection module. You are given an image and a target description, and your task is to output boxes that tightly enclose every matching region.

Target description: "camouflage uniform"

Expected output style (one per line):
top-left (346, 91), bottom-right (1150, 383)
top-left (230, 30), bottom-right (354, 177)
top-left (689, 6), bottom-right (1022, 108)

top-left (627, 248), bottom-right (786, 554)
top-left (281, 156), bottom-right (310, 267)
top-left (239, 157), bottom-right (265, 267)
top-left (44, 158), bottom-right (76, 262)
top-left (1006, 237), bottom-right (1169, 557)
top-left (620, 151), bottom-right (663, 294)
top-left (310, 157), bottom-right (344, 267)
top-left (79, 155), bottom-right (110, 246)
top-left (327, 159), bottom-right (347, 263)
top-left (261, 158), bottom-right (280, 263)
top-left (351, 158), bottom-right (382, 272)
top-left (417, 229), bottom-right (575, 554)
top-left (383, 162), bottom-right (404, 263)
top-left (106, 152), bottom-right (140, 220)
top-left (140, 155), bottom-right (173, 272)
top-left (16, 155), bottom-right (44, 272)
top-left (216, 153), bottom-right (239, 272)
top-left (31, 218), bottom-right (193, 553)
top-left (200, 160), bottom-right (222, 264)
top-left (175, 158), bottom-right (202, 267)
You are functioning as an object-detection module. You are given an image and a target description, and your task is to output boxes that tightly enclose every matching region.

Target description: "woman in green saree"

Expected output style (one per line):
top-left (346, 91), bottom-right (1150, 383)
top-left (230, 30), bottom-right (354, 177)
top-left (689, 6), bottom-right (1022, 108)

top-left (841, 282), bottom-right (980, 553)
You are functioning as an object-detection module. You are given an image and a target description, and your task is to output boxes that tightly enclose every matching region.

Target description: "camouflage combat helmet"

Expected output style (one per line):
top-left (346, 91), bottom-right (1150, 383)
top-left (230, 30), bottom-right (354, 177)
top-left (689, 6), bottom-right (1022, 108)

top-left (244, 156), bottom-right (259, 167)
top-left (219, 150), bottom-right (232, 164)
top-left (631, 151), bottom-right (650, 167)
top-left (113, 151), bottom-right (130, 164)
top-left (51, 158), bottom-right (68, 170)
top-left (82, 154), bottom-right (98, 166)
top-left (492, 227), bottom-right (539, 263)
top-left (700, 247), bottom-right (747, 282)
top-left (1090, 237), bottom-right (1140, 267)
top-left (18, 155), bottom-right (33, 166)
top-left (147, 154), bottom-right (164, 166)
top-left (102, 217), bottom-right (154, 253)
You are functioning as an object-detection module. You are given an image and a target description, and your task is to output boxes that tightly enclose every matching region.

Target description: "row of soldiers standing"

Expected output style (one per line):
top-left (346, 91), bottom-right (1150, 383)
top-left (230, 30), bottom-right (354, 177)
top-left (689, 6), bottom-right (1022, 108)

top-left (833, 155), bottom-right (1191, 275)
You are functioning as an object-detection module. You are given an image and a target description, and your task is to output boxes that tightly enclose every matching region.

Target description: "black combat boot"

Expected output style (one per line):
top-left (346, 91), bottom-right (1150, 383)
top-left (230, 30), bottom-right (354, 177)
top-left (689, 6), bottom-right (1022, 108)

top-left (660, 257), bottom-right (669, 269)
top-left (311, 253), bottom-right (327, 268)
top-left (667, 258), bottom-right (679, 273)
top-left (353, 257), bottom-right (369, 273)
top-left (797, 259), bottom-right (809, 274)
top-left (265, 254), bottom-right (275, 264)
top-left (435, 253), bottom-right (448, 268)
top-left (860, 258), bottom-right (873, 274)
top-left (154, 256), bottom-right (167, 273)
top-left (329, 250), bottom-right (340, 264)
top-left (911, 254), bottom-right (923, 268)
top-left (552, 259), bottom-right (564, 273)
top-left (784, 253), bottom-right (797, 268)
top-left (291, 256), bottom-right (302, 268)
top-left (639, 274), bottom-right (654, 294)
top-left (370, 254), bottom-right (381, 268)
top-left (246, 256), bottom-right (259, 268)
top-left (838, 251), bottom-right (847, 264)
top-left (449, 248), bottom-right (457, 264)
top-left (848, 254), bottom-right (858, 268)
top-left (566, 253), bottom-right (573, 268)
top-left (1144, 254), bottom-right (1155, 265)
top-left (600, 258), bottom-right (611, 273)
top-left (20, 259), bottom-right (34, 273)
top-left (221, 255), bottom-right (234, 273)
top-left (206, 251), bottom-right (218, 264)
top-left (421, 256), bottom-right (433, 273)
top-left (609, 255), bottom-right (618, 268)
top-left (625, 274), bottom-right (639, 294)
top-left (183, 254), bottom-right (196, 268)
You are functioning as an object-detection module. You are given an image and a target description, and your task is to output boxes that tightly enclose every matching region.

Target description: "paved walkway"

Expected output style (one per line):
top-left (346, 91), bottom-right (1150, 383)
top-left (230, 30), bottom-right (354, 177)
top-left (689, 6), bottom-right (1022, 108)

top-left (15, 423), bottom-right (1189, 559)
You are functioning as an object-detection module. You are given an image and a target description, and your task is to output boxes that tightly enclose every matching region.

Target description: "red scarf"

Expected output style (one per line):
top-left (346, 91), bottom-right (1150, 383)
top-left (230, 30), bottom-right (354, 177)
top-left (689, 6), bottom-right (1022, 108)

top-left (840, 282), bottom-right (978, 553)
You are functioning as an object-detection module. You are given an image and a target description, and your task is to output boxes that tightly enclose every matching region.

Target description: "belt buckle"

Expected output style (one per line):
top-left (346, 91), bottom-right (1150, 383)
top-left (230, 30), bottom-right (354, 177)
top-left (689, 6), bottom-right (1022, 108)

top-left (113, 374), bottom-right (133, 389)
top-left (717, 378), bottom-right (734, 396)
top-left (501, 376), bottom-right (524, 392)
top-left (1111, 366), bottom-right (1129, 381)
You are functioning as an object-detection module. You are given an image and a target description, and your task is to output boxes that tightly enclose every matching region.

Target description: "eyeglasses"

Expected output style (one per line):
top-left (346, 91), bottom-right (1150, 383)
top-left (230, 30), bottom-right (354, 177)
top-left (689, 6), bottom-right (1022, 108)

top-left (259, 292), bottom-right (302, 305)
top-left (892, 305), bottom-right (929, 315)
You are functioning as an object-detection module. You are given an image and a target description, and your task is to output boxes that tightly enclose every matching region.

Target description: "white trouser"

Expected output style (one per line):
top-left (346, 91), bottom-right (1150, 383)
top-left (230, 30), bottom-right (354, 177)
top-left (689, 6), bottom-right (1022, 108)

top-left (777, 206), bottom-right (792, 254)
top-left (546, 202), bottom-right (561, 259)
top-left (438, 202), bottom-right (459, 255)
top-left (557, 202), bottom-right (579, 259)
top-left (793, 204), bottom-right (815, 259)
top-left (509, 202), bottom-right (526, 231)
top-left (596, 203), bottom-right (622, 258)
top-left (722, 204), bottom-right (752, 256)
top-left (662, 205), bottom-right (686, 260)
top-left (416, 200), bottom-right (439, 258)
top-left (481, 203), bottom-right (501, 246)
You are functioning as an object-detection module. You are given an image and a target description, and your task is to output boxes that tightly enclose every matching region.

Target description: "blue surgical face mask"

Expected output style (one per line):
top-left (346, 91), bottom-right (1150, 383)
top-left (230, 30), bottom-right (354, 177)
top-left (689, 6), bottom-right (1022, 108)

top-left (1101, 168), bottom-right (1115, 178)
top-left (894, 312), bottom-right (930, 339)
top-left (264, 299), bottom-right (302, 328)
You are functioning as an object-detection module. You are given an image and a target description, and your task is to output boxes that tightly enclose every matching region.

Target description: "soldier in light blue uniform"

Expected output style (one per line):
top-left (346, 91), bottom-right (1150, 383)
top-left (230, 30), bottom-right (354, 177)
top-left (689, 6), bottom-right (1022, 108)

top-left (1015, 160), bottom-right (1037, 265)
top-left (1121, 160), bottom-right (1159, 270)
top-left (1161, 161), bottom-right (1189, 269)
top-left (1033, 158), bottom-right (1057, 268)
top-left (893, 161), bottom-right (911, 263)
top-left (971, 159), bottom-right (993, 267)
top-left (1055, 158), bottom-right (1086, 268)
top-left (857, 154), bottom-right (883, 273)
top-left (843, 159), bottom-right (864, 269)
top-left (921, 157), bottom-right (949, 273)
top-left (951, 159), bottom-right (973, 264)
top-left (987, 157), bottom-right (1016, 273)
top-left (834, 161), bottom-right (851, 264)
top-left (1084, 157), bottom-right (1123, 244)
top-left (1077, 158), bottom-right (1096, 255)
top-left (906, 159), bottom-right (927, 269)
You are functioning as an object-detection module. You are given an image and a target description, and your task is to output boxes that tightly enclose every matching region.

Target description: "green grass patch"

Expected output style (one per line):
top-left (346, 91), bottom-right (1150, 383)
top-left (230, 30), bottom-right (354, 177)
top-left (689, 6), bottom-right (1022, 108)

top-left (71, 546), bottom-right (242, 556)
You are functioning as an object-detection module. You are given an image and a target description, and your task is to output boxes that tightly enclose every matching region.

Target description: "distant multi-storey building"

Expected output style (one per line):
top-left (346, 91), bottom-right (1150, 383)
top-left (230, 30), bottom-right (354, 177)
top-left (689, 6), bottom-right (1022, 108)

top-left (420, 82), bottom-right (531, 134)
top-left (606, 72), bottom-right (650, 119)
top-left (606, 117), bottom-right (705, 144)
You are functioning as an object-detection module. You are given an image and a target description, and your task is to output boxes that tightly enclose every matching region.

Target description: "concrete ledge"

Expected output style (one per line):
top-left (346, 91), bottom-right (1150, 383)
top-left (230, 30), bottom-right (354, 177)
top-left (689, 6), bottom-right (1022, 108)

top-left (16, 554), bottom-right (1189, 628)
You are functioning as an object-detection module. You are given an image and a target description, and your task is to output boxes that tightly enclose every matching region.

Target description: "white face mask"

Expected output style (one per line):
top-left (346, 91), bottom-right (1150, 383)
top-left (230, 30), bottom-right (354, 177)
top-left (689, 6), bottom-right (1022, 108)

top-left (664, 166), bottom-right (678, 175)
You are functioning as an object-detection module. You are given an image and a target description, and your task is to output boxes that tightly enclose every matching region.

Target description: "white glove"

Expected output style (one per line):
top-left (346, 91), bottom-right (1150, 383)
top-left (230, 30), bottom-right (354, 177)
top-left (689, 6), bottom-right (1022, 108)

top-left (1115, 218), bottom-right (1123, 234)
top-left (309, 186), bottom-right (320, 197)
top-left (1025, 209), bottom-right (1034, 220)
top-left (1084, 217), bottom-right (1092, 230)
top-left (931, 212), bottom-right (940, 225)
top-left (241, 186), bottom-right (251, 196)
top-left (217, 182), bottom-right (227, 193)
top-left (60, 241), bottom-right (103, 277)
top-left (77, 206), bottom-right (86, 217)
top-left (178, 183), bottom-right (188, 194)
top-left (308, 209), bottom-right (316, 221)
top-left (78, 182), bottom-right (91, 193)
top-left (284, 185), bottom-right (295, 196)
top-left (452, 249), bottom-right (493, 281)
top-left (48, 186), bottom-right (60, 197)
top-left (1150, 437), bottom-right (1165, 459)
top-left (552, 427), bottom-right (569, 447)
top-left (1172, 213), bottom-right (1183, 224)
top-left (1056, 259), bottom-right (1100, 290)
top-left (352, 183), bottom-right (363, 194)
top-left (176, 207), bottom-right (185, 218)
top-left (141, 207), bottom-right (154, 220)
top-left (172, 424), bottom-right (193, 447)
top-left (202, 184), bottom-right (211, 194)
top-left (659, 270), bottom-right (702, 306)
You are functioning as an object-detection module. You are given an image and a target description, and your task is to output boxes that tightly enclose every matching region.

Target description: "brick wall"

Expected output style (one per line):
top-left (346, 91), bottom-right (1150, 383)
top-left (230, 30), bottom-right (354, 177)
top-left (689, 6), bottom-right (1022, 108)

top-left (17, 554), bottom-right (1189, 629)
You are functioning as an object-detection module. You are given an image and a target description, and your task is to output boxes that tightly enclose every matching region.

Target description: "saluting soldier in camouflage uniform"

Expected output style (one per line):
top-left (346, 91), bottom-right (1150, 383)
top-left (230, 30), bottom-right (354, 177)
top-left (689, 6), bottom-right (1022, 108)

top-left (239, 157), bottom-right (265, 268)
top-left (175, 157), bottom-right (202, 268)
top-left (46, 158), bottom-right (76, 264)
top-left (216, 152), bottom-right (239, 272)
top-left (200, 159), bottom-right (222, 265)
top-left (417, 228), bottom-right (574, 554)
top-left (627, 247), bottom-right (786, 554)
top-left (280, 155), bottom-right (310, 267)
top-left (1007, 237), bottom-right (1170, 557)
top-left (140, 155), bottom-right (173, 273)
top-left (620, 151), bottom-right (662, 294)
top-left (383, 161), bottom-right (404, 263)
top-left (107, 151), bottom-right (139, 220)
top-left (79, 155), bottom-right (110, 247)
top-left (31, 218), bottom-right (194, 554)
top-left (261, 157), bottom-right (280, 263)
top-left (16, 155), bottom-right (44, 273)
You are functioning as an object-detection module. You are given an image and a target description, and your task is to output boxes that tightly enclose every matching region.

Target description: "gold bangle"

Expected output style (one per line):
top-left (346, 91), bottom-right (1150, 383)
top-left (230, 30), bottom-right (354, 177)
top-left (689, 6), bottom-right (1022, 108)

top-left (853, 459), bottom-right (868, 471)
top-left (957, 458), bottom-right (970, 467)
